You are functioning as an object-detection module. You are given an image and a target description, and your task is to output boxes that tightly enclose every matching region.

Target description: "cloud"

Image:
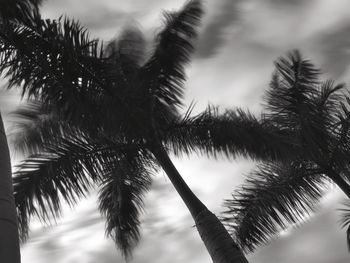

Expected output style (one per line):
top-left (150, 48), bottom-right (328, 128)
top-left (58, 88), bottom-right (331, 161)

top-left (314, 24), bottom-right (350, 79)
top-left (0, 88), bottom-right (22, 132)
top-left (40, 0), bottom-right (187, 40)
top-left (195, 0), bottom-right (242, 59)
top-left (267, 0), bottom-right (311, 8)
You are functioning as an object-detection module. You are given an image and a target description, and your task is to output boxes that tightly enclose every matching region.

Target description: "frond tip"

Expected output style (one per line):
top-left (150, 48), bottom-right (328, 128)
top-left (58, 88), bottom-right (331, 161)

top-left (142, 0), bottom-right (204, 108)
top-left (339, 201), bottom-right (350, 251)
top-left (98, 155), bottom-right (152, 259)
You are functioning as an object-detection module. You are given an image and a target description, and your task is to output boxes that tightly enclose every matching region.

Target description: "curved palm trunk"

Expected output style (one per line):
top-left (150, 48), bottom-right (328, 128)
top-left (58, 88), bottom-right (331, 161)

top-left (0, 112), bottom-right (21, 263)
top-left (152, 145), bottom-right (248, 263)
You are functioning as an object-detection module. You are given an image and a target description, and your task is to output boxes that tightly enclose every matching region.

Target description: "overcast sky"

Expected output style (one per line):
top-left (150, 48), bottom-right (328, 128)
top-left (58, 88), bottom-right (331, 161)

top-left (2, 0), bottom-right (350, 262)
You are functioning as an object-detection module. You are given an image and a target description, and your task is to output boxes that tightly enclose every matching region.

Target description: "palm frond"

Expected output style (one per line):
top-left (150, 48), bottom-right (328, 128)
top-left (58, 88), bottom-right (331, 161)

top-left (324, 103), bottom-right (350, 173)
top-left (9, 100), bottom-right (69, 155)
top-left (339, 201), bottom-right (350, 251)
top-left (0, 0), bottom-right (42, 24)
top-left (14, 132), bottom-right (137, 240)
top-left (265, 50), bottom-right (319, 127)
top-left (14, 134), bottom-right (100, 239)
top-left (0, 16), bottom-right (104, 120)
top-left (310, 88), bottom-right (350, 174)
top-left (314, 80), bottom-right (344, 124)
top-left (263, 51), bottom-right (337, 160)
top-left (1, 15), bottom-right (165, 135)
top-left (165, 106), bottom-right (297, 161)
top-left (141, 0), bottom-right (203, 111)
top-left (222, 161), bottom-right (328, 252)
top-left (98, 151), bottom-right (154, 259)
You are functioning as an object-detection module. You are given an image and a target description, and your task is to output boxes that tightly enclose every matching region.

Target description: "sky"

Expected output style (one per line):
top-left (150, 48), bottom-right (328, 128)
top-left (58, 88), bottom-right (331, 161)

top-left (1, 0), bottom-right (350, 262)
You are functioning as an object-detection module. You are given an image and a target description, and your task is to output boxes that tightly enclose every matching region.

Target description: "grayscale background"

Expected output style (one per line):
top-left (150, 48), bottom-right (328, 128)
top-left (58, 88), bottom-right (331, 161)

top-left (1, 0), bottom-right (350, 262)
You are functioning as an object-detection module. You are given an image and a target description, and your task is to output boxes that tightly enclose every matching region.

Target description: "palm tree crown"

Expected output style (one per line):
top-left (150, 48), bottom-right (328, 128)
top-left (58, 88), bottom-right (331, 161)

top-left (0, 1), bottom-right (293, 261)
top-left (223, 50), bottom-right (350, 253)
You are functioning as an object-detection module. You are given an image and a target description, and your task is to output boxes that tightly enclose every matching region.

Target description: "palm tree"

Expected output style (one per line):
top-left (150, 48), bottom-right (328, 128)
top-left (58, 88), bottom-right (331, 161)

top-left (223, 50), bottom-right (350, 254)
top-left (0, 1), bottom-right (42, 262)
top-left (0, 113), bottom-right (21, 263)
top-left (0, 1), bottom-right (298, 262)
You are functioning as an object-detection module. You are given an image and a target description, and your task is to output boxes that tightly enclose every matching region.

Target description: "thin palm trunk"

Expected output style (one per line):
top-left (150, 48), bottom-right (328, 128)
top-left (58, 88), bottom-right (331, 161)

top-left (327, 170), bottom-right (350, 198)
top-left (152, 145), bottom-right (248, 263)
top-left (0, 112), bottom-right (20, 263)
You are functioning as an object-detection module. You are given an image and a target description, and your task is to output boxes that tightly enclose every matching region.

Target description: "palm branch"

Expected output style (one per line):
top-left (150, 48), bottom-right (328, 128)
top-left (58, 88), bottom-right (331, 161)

top-left (98, 151), bottom-right (154, 258)
top-left (0, 0), bottom-right (41, 24)
top-left (165, 106), bottom-right (298, 161)
top-left (141, 0), bottom-right (203, 109)
top-left (223, 161), bottom-right (328, 252)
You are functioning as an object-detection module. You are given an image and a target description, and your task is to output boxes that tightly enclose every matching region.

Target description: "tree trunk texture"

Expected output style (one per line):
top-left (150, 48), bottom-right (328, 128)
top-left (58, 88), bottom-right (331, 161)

top-left (195, 209), bottom-right (248, 263)
top-left (152, 145), bottom-right (248, 263)
top-left (0, 112), bottom-right (21, 263)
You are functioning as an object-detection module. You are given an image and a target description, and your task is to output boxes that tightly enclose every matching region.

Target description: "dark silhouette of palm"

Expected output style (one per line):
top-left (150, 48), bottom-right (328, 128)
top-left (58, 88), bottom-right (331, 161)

top-left (0, 1), bottom-right (296, 262)
top-left (0, 0), bottom-right (41, 23)
top-left (0, 1), bottom-right (42, 262)
top-left (224, 50), bottom-right (350, 253)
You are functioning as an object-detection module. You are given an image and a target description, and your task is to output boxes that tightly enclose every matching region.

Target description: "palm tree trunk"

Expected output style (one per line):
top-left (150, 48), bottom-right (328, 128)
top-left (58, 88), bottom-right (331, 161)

top-left (0, 112), bottom-right (21, 263)
top-left (151, 145), bottom-right (248, 263)
top-left (327, 170), bottom-right (350, 198)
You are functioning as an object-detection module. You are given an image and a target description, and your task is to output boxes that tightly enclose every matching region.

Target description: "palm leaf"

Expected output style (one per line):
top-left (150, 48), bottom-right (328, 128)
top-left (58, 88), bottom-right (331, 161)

top-left (141, 0), bottom-right (203, 116)
top-left (13, 133), bottom-right (105, 240)
top-left (265, 50), bottom-right (319, 127)
top-left (98, 151), bottom-right (154, 258)
top-left (9, 100), bottom-right (69, 155)
top-left (223, 161), bottom-right (328, 252)
top-left (314, 80), bottom-right (344, 126)
top-left (327, 93), bottom-right (350, 175)
top-left (0, 16), bottom-right (104, 120)
top-left (14, 131), bottom-right (139, 240)
top-left (0, 0), bottom-right (42, 24)
top-left (264, 51), bottom-right (339, 162)
top-left (339, 201), bottom-right (350, 251)
top-left (265, 51), bottom-right (319, 129)
top-left (165, 106), bottom-right (298, 161)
